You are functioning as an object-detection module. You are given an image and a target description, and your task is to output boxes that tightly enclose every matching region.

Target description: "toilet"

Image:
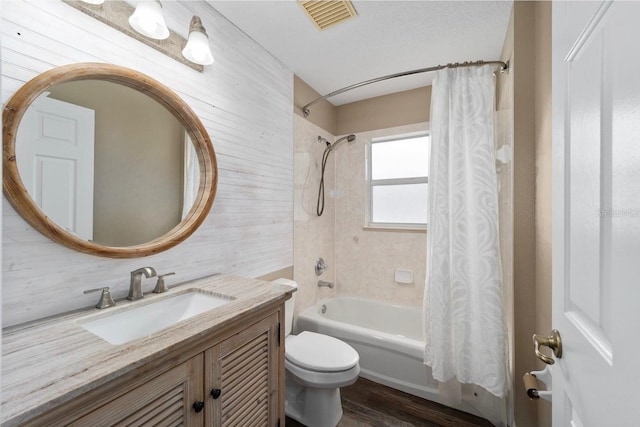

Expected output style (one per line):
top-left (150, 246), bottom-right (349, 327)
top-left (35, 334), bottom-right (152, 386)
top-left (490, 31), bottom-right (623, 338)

top-left (275, 279), bottom-right (360, 427)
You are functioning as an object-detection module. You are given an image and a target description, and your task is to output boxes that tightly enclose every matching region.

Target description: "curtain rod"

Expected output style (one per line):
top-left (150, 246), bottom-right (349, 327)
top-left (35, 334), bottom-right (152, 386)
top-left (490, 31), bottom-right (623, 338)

top-left (302, 60), bottom-right (509, 117)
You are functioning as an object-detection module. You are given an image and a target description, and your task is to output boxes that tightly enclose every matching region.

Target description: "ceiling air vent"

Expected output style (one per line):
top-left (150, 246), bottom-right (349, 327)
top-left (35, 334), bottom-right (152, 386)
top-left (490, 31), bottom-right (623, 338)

top-left (299, 1), bottom-right (357, 31)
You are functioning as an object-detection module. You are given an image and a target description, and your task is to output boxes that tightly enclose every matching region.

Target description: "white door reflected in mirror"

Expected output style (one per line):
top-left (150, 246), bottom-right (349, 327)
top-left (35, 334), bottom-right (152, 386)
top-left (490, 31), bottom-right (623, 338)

top-left (17, 94), bottom-right (95, 240)
top-left (3, 63), bottom-right (218, 258)
top-left (14, 80), bottom-right (198, 247)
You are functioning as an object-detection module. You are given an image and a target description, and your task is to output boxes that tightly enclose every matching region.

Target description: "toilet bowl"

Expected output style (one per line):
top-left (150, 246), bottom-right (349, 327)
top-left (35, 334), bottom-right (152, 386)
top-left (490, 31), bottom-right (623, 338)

top-left (274, 278), bottom-right (360, 427)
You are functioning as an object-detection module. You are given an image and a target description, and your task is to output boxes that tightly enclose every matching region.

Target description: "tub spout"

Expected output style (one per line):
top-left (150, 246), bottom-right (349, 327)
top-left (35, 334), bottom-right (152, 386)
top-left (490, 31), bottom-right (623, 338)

top-left (318, 280), bottom-right (334, 288)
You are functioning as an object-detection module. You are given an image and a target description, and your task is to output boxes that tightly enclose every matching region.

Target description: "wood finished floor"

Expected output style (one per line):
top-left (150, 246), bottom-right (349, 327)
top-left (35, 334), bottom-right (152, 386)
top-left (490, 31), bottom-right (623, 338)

top-left (285, 378), bottom-right (493, 427)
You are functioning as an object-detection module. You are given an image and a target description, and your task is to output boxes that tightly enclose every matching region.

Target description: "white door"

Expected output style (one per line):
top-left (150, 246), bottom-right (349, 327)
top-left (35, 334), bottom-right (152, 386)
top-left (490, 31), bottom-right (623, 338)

top-left (16, 94), bottom-right (95, 240)
top-left (552, 1), bottom-right (640, 425)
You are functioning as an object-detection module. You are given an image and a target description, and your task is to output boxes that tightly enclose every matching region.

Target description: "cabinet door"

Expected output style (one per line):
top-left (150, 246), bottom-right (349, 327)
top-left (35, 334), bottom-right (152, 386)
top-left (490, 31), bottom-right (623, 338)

top-left (71, 354), bottom-right (204, 426)
top-left (206, 313), bottom-right (280, 426)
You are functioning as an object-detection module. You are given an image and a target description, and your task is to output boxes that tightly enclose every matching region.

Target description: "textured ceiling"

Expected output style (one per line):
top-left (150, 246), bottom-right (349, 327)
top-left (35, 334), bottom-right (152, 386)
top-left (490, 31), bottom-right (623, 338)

top-left (209, 1), bottom-right (512, 106)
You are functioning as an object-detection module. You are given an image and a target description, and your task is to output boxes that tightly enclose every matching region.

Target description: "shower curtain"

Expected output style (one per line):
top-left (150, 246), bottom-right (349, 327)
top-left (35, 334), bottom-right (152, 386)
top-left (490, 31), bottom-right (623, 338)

top-left (423, 65), bottom-right (507, 398)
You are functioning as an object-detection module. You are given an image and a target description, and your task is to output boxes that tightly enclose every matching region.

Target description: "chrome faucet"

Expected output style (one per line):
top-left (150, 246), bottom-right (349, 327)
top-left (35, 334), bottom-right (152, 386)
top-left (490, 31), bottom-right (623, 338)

top-left (127, 267), bottom-right (157, 301)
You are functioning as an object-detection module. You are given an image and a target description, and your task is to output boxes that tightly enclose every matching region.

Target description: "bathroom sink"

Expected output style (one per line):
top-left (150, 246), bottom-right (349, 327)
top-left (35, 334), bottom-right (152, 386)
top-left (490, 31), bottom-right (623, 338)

top-left (79, 290), bottom-right (233, 345)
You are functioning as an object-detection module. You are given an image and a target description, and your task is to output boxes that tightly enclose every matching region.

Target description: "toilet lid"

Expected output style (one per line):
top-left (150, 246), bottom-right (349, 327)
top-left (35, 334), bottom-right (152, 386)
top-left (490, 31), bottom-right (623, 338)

top-left (286, 331), bottom-right (359, 372)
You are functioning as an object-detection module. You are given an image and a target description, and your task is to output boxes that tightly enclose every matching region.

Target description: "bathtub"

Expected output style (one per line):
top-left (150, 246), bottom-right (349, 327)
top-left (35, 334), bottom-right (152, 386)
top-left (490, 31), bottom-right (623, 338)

top-left (295, 297), bottom-right (486, 418)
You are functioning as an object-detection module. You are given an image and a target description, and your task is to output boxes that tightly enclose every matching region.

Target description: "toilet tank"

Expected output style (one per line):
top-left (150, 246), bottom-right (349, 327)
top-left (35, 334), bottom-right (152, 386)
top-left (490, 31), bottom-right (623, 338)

top-left (272, 278), bottom-right (297, 336)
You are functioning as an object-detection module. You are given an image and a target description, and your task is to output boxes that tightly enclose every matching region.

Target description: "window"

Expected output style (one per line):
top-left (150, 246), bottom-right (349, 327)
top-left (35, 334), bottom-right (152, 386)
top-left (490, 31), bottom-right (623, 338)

top-left (367, 133), bottom-right (429, 228)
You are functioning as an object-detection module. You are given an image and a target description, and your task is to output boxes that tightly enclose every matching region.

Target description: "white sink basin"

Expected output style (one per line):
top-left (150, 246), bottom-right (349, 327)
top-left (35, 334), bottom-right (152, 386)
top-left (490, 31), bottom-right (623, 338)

top-left (79, 290), bottom-right (233, 345)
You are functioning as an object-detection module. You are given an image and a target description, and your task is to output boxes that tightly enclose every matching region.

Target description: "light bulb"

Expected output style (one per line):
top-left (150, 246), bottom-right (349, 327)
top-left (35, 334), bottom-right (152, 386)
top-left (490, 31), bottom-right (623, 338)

top-left (182, 16), bottom-right (214, 66)
top-left (128, 0), bottom-right (169, 40)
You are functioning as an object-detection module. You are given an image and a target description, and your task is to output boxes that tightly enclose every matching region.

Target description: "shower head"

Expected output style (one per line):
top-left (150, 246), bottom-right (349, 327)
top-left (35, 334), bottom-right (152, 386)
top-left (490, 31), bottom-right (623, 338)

top-left (316, 133), bottom-right (356, 217)
top-left (330, 134), bottom-right (356, 150)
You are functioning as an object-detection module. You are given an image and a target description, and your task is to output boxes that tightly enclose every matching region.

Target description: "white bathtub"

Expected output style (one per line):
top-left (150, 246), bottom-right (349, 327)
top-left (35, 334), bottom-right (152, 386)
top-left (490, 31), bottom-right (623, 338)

top-left (295, 297), bottom-right (488, 419)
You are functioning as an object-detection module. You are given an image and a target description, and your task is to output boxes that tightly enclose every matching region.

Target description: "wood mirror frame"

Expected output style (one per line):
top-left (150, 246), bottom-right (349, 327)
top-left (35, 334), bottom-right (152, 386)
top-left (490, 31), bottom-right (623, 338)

top-left (3, 63), bottom-right (218, 258)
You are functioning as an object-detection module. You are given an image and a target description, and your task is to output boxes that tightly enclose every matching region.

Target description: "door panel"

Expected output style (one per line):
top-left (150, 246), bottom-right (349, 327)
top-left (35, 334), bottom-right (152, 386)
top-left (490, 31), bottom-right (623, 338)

top-left (552, 1), bottom-right (640, 424)
top-left (16, 94), bottom-right (95, 239)
top-left (206, 314), bottom-right (279, 426)
top-left (71, 355), bottom-right (204, 426)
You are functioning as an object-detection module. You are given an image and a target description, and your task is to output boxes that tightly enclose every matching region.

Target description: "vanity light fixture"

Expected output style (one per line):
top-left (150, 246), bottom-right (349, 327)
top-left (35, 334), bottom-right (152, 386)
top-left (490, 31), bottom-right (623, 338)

top-left (181, 16), bottom-right (214, 66)
top-left (63, 0), bottom-right (209, 72)
top-left (128, 0), bottom-right (169, 40)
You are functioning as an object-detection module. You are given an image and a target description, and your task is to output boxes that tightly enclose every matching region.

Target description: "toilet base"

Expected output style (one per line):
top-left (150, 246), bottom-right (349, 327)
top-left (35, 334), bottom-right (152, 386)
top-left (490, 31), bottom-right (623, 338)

top-left (285, 371), bottom-right (344, 427)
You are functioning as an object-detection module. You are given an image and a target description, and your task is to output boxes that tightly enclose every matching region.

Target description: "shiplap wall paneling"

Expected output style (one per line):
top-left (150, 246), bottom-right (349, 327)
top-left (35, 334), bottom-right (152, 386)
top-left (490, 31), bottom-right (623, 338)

top-left (1, 0), bottom-right (293, 327)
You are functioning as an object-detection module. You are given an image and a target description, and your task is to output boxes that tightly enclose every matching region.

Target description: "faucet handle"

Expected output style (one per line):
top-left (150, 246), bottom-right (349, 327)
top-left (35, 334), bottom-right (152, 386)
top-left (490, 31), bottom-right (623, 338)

top-left (84, 287), bottom-right (116, 309)
top-left (153, 272), bottom-right (175, 294)
top-left (315, 258), bottom-right (328, 276)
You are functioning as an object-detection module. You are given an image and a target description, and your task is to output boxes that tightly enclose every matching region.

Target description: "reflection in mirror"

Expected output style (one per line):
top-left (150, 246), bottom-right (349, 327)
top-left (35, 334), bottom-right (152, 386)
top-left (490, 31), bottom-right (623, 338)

top-left (3, 63), bottom-right (217, 258)
top-left (15, 80), bottom-right (199, 247)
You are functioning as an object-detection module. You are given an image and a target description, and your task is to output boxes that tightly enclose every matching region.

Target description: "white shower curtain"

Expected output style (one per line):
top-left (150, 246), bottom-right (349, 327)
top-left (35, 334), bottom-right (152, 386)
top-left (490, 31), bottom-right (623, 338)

top-left (423, 65), bottom-right (507, 398)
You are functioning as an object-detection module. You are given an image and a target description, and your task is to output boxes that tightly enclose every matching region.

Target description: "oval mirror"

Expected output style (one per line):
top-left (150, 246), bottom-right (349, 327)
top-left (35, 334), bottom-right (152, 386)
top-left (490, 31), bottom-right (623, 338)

top-left (3, 63), bottom-right (217, 258)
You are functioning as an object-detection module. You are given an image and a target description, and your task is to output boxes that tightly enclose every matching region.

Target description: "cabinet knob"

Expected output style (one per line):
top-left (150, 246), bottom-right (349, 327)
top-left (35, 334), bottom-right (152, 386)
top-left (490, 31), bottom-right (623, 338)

top-left (210, 388), bottom-right (221, 399)
top-left (192, 401), bottom-right (205, 413)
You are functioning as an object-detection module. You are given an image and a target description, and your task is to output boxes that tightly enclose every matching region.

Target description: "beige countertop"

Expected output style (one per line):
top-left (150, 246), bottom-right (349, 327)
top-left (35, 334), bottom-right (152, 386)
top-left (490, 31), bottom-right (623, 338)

top-left (1, 274), bottom-right (294, 426)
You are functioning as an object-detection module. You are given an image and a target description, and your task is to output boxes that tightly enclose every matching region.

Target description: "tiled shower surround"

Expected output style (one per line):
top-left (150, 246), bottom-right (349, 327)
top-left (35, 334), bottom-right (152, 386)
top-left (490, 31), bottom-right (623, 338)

top-left (294, 117), bottom-right (430, 315)
top-left (293, 112), bottom-right (513, 335)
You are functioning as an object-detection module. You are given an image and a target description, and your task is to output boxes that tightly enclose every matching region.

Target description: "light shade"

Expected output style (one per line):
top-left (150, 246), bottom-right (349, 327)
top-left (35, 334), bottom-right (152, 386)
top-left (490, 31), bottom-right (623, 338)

top-left (128, 0), bottom-right (169, 40)
top-left (80, 0), bottom-right (105, 4)
top-left (182, 16), bottom-right (214, 65)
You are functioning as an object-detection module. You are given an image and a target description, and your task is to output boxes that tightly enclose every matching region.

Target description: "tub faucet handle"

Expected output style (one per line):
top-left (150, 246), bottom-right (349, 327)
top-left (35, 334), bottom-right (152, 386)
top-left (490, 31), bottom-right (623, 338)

top-left (315, 258), bottom-right (328, 276)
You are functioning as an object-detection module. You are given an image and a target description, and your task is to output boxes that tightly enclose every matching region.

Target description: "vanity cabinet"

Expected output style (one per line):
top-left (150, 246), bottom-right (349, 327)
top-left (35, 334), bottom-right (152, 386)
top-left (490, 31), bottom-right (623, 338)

top-left (70, 355), bottom-right (205, 426)
top-left (23, 310), bottom-right (283, 427)
top-left (206, 312), bottom-right (279, 425)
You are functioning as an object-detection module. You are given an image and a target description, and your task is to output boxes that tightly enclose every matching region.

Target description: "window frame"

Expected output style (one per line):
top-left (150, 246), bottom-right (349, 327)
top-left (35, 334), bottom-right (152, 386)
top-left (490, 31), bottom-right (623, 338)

top-left (365, 131), bottom-right (430, 230)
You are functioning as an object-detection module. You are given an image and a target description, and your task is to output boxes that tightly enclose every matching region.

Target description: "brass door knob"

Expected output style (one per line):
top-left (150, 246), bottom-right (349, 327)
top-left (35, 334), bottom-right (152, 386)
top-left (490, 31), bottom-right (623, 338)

top-left (533, 329), bottom-right (562, 365)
